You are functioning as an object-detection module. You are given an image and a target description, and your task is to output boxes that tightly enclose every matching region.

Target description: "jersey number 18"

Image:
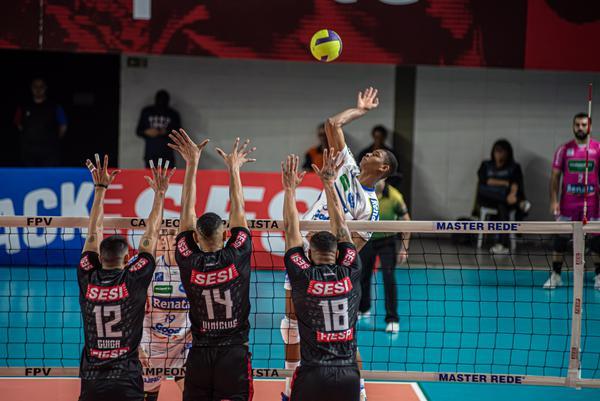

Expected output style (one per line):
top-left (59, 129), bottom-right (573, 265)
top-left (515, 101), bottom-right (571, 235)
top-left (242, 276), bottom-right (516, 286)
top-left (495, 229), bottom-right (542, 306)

top-left (319, 299), bottom-right (349, 331)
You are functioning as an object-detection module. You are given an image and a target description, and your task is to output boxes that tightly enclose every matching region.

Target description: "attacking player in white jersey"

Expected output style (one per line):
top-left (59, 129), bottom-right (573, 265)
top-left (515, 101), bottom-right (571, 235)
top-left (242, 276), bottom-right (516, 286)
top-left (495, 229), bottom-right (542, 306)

top-left (140, 228), bottom-right (191, 401)
top-left (281, 87), bottom-right (398, 401)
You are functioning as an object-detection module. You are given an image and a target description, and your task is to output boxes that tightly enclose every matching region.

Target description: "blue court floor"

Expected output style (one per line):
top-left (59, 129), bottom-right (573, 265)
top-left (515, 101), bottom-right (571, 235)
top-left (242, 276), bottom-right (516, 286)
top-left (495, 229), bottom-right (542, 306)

top-left (1, 266), bottom-right (599, 400)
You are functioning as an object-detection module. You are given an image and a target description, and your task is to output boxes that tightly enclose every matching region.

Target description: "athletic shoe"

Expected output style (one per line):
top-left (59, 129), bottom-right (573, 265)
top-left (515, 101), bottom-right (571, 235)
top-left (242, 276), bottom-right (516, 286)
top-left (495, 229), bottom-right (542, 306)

top-left (490, 244), bottom-right (509, 254)
top-left (385, 322), bottom-right (400, 333)
top-left (360, 383), bottom-right (367, 401)
top-left (520, 200), bottom-right (532, 214)
top-left (358, 310), bottom-right (371, 319)
top-left (543, 272), bottom-right (563, 289)
top-left (595, 274), bottom-right (600, 290)
top-left (281, 392), bottom-right (290, 401)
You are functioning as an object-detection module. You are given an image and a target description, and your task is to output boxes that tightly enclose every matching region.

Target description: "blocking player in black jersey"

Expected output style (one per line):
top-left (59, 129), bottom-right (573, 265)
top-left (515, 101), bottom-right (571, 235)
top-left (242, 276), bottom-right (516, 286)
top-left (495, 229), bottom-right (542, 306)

top-left (281, 150), bottom-right (362, 401)
top-left (77, 154), bottom-right (174, 401)
top-left (169, 129), bottom-right (255, 401)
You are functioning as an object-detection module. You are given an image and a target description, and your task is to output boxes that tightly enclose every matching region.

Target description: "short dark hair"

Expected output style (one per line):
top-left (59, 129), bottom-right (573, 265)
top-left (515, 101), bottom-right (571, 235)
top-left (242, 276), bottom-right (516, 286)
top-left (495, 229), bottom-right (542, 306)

top-left (309, 231), bottom-right (337, 254)
top-left (372, 125), bottom-right (388, 138)
top-left (381, 150), bottom-right (398, 179)
top-left (196, 212), bottom-right (223, 239)
top-left (490, 139), bottom-right (514, 165)
top-left (573, 112), bottom-right (590, 123)
top-left (99, 235), bottom-right (129, 265)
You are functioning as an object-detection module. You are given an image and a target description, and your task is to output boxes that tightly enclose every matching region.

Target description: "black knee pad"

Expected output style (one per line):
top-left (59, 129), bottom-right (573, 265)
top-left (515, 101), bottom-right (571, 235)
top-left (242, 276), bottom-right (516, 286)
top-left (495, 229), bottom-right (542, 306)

top-left (144, 391), bottom-right (159, 401)
top-left (590, 236), bottom-right (600, 254)
top-left (553, 236), bottom-right (569, 253)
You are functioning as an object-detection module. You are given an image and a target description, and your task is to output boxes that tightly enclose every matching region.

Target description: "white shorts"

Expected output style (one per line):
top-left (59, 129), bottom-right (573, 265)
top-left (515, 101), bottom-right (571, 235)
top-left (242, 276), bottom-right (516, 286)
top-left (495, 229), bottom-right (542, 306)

top-left (141, 337), bottom-right (191, 392)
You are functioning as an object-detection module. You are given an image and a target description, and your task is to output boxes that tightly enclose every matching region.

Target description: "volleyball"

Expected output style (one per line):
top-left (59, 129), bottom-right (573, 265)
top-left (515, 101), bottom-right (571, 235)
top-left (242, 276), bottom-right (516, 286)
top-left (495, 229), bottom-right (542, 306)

top-left (310, 29), bottom-right (342, 62)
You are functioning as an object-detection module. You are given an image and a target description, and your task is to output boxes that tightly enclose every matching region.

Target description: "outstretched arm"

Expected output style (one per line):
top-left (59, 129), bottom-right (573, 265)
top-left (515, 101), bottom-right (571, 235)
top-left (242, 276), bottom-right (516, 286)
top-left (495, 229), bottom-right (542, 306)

top-left (282, 155), bottom-right (306, 250)
top-left (313, 148), bottom-right (351, 243)
top-left (138, 160), bottom-right (175, 255)
top-left (168, 129), bottom-right (210, 232)
top-left (216, 138), bottom-right (257, 229)
top-left (325, 87), bottom-right (379, 152)
top-left (83, 154), bottom-right (120, 253)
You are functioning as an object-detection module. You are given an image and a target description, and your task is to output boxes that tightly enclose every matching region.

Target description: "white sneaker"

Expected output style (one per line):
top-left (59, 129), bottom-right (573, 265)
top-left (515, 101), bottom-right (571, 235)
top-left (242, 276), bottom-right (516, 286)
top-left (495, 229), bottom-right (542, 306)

top-left (360, 384), bottom-right (367, 401)
top-left (543, 272), bottom-right (563, 289)
top-left (490, 244), bottom-right (509, 254)
top-left (358, 310), bottom-right (371, 319)
top-left (595, 274), bottom-right (600, 290)
top-left (385, 322), bottom-right (400, 333)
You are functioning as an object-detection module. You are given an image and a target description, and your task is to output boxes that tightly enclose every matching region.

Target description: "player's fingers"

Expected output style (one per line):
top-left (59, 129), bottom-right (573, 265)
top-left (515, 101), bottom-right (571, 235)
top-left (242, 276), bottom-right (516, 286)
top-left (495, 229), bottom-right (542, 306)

top-left (372, 88), bottom-right (378, 98)
top-left (163, 160), bottom-right (170, 173)
top-left (168, 167), bottom-right (176, 179)
top-left (197, 139), bottom-right (210, 150)
top-left (215, 147), bottom-right (227, 159)
top-left (144, 176), bottom-right (153, 187)
top-left (94, 153), bottom-right (101, 170)
top-left (232, 137), bottom-right (240, 152)
top-left (102, 154), bottom-right (109, 171)
top-left (298, 171), bottom-right (306, 181)
top-left (110, 169), bottom-right (121, 179)
top-left (239, 139), bottom-right (250, 153)
top-left (311, 164), bottom-right (320, 175)
top-left (157, 158), bottom-right (163, 176)
top-left (85, 159), bottom-right (95, 172)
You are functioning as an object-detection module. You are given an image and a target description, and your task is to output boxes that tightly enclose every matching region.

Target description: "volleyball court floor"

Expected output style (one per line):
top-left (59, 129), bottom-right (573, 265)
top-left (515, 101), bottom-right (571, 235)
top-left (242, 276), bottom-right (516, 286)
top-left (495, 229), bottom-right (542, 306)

top-left (1, 267), bottom-right (599, 400)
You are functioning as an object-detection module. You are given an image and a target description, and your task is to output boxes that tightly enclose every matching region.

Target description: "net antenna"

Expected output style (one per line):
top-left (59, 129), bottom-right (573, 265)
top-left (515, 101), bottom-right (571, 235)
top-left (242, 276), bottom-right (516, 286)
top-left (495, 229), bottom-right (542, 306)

top-left (583, 83), bottom-right (593, 225)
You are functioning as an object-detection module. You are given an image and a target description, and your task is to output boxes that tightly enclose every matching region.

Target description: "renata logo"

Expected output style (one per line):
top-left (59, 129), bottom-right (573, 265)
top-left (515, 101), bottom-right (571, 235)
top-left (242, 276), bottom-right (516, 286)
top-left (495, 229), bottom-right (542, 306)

top-left (177, 238), bottom-right (192, 257)
top-left (80, 255), bottom-right (94, 271)
top-left (307, 277), bottom-right (352, 296)
top-left (316, 328), bottom-right (354, 343)
top-left (128, 256), bottom-right (149, 272)
top-left (90, 347), bottom-right (129, 359)
top-left (231, 231), bottom-right (248, 249)
top-left (341, 248), bottom-right (356, 267)
top-left (191, 264), bottom-right (239, 286)
top-left (85, 283), bottom-right (129, 302)
top-left (289, 252), bottom-right (311, 270)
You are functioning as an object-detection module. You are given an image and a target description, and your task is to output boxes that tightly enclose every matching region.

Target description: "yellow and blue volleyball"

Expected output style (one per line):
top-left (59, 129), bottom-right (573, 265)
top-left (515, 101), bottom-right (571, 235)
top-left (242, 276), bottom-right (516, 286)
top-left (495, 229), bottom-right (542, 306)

top-left (310, 29), bottom-right (342, 62)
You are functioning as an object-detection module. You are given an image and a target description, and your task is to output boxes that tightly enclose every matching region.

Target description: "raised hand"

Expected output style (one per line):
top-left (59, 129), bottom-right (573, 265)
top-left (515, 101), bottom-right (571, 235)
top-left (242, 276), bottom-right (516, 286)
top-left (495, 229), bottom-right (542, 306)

top-left (215, 137), bottom-right (257, 170)
top-left (281, 154), bottom-right (306, 191)
top-left (145, 158), bottom-right (176, 194)
top-left (312, 148), bottom-right (343, 186)
top-left (168, 128), bottom-right (210, 164)
top-left (86, 154), bottom-right (121, 188)
top-left (357, 87), bottom-right (379, 111)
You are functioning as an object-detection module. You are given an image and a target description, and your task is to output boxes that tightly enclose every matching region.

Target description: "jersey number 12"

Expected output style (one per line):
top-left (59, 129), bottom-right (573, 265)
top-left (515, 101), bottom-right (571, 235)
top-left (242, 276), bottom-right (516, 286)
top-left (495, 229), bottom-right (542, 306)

top-left (93, 305), bottom-right (122, 338)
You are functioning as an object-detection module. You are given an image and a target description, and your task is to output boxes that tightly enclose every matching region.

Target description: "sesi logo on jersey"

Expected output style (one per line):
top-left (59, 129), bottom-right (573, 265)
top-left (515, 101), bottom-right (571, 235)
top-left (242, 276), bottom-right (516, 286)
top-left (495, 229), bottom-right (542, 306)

top-left (190, 264), bottom-right (239, 286)
top-left (340, 248), bottom-right (356, 267)
top-left (177, 238), bottom-right (193, 257)
top-left (129, 256), bottom-right (149, 272)
top-left (80, 255), bottom-right (94, 271)
top-left (85, 283), bottom-right (129, 302)
top-left (289, 252), bottom-right (311, 270)
top-left (231, 231), bottom-right (248, 249)
top-left (307, 277), bottom-right (353, 296)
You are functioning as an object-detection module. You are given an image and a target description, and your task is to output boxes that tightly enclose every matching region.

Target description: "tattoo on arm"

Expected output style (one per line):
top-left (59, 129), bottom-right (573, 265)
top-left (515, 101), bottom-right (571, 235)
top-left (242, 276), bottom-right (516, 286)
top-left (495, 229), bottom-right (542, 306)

top-left (88, 234), bottom-right (97, 243)
top-left (142, 239), bottom-right (150, 248)
top-left (337, 227), bottom-right (351, 242)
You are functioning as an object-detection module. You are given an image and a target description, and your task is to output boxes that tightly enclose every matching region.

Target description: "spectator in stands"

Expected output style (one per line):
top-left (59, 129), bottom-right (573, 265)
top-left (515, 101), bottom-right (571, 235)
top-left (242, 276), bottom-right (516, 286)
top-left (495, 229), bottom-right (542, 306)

top-left (357, 125), bottom-right (395, 165)
top-left (477, 139), bottom-right (529, 254)
top-left (14, 78), bottom-right (68, 166)
top-left (136, 90), bottom-right (182, 168)
top-left (359, 177), bottom-right (410, 334)
top-left (302, 123), bottom-right (327, 171)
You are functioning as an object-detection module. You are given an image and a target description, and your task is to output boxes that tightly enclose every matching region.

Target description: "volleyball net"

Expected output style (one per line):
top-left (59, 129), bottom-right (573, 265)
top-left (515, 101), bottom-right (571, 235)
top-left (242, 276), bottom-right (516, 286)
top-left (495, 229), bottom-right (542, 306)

top-left (0, 216), bottom-right (599, 388)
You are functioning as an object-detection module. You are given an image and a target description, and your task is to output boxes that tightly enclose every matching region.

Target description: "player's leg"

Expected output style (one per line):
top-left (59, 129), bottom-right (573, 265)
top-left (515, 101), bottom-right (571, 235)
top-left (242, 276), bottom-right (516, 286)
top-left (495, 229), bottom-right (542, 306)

top-left (212, 344), bottom-right (253, 401)
top-left (335, 366), bottom-right (361, 401)
top-left (183, 347), bottom-right (213, 401)
top-left (281, 280), bottom-right (300, 400)
top-left (356, 351), bottom-right (366, 401)
top-left (358, 240), bottom-right (376, 317)
top-left (141, 341), bottom-right (162, 401)
top-left (377, 237), bottom-right (399, 333)
top-left (79, 376), bottom-right (144, 401)
top-left (545, 235), bottom-right (568, 289)
top-left (589, 235), bottom-right (600, 290)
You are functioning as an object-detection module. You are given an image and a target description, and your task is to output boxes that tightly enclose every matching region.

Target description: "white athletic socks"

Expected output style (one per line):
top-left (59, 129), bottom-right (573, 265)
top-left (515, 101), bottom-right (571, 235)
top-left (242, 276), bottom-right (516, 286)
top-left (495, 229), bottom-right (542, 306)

top-left (284, 360), bottom-right (300, 396)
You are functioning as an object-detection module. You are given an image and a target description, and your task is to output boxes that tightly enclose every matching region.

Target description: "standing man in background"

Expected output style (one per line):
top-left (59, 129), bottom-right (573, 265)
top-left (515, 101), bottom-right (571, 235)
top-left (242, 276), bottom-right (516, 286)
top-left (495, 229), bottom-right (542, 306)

top-left (137, 90), bottom-right (182, 168)
top-left (14, 78), bottom-right (68, 166)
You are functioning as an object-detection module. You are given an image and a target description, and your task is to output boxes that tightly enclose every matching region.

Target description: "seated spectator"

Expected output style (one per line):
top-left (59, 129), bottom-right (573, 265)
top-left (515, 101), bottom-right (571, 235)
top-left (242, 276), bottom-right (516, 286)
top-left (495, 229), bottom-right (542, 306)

top-left (302, 123), bottom-right (327, 171)
top-left (357, 125), bottom-right (395, 165)
top-left (359, 177), bottom-right (410, 334)
top-left (136, 90), bottom-right (181, 168)
top-left (477, 139), bottom-right (530, 254)
top-left (14, 78), bottom-right (68, 166)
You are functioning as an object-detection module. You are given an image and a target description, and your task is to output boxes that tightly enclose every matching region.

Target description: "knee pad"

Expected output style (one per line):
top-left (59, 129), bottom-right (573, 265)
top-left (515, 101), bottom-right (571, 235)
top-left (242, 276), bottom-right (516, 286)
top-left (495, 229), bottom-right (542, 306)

top-left (591, 236), bottom-right (600, 254)
top-left (553, 236), bottom-right (569, 253)
top-left (280, 316), bottom-right (299, 345)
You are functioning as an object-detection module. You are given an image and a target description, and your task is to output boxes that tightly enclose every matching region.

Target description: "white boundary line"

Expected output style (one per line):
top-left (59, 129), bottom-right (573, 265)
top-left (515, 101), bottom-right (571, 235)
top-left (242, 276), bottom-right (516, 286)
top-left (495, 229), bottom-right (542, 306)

top-left (411, 382), bottom-right (428, 401)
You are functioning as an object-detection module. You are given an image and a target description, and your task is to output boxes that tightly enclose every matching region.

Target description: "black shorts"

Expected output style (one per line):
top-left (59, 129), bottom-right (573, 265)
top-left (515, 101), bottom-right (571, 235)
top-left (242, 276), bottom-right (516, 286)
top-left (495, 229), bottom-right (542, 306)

top-left (290, 365), bottom-right (360, 401)
top-left (183, 344), bottom-right (253, 401)
top-left (79, 375), bottom-right (143, 401)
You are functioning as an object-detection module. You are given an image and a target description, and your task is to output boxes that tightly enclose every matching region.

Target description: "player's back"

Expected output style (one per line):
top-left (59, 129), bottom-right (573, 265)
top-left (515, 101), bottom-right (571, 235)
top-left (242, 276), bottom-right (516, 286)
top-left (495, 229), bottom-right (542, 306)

top-left (285, 242), bottom-right (361, 367)
top-left (175, 227), bottom-right (252, 346)
top-left (78, 251), bottom-right (156, 379)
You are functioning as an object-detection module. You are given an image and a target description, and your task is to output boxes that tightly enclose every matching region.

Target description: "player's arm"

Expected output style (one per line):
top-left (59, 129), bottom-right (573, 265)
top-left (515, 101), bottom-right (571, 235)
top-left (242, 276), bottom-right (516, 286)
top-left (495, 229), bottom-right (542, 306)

top-left (216, 138), bottom-right (257, 229)
top-left (168, 128), bottom-right (210, 232)
top-left (282, 154), bottom-right (306, 250)
top-left (138, 160), bottom-right (175, 255)
top-left (83, 154), bottom-right (120, 254)
top-left (313, 148), bottom-right (351, 243)
top-left (325, 87), bottom-right (379, 152)
top-left (549, 168), bottom-right (561, 216)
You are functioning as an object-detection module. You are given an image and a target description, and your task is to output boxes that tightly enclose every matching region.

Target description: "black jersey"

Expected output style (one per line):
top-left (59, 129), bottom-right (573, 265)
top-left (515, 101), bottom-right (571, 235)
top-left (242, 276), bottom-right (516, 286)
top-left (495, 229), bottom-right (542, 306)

top-left (175, 227), bottom-right (252, 347)
top-left (77, 251), bottom-right (156, 380)
top-left (284, 242), bottom-right (361, 367)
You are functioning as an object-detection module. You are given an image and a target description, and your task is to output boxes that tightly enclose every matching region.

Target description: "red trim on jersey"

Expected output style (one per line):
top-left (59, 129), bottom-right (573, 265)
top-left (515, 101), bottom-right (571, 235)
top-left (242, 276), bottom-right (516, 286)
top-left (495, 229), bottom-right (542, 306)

top-left (247, 352), bottom-right (254, 401)
top-left (231, 230), bottom-right (248, 249)
top-left (289, 252), bottom-right (311, 270)
top-left (289, 366), bottom-right (299, 401)
top-left (340, 248), bottom-right (356, 267)
top-left (316, 328), bottom-right (354, 343)
top-left (190, 264), bottom-right (239, 286)
top-left (307, 277), bottom-right (353, 297)
top-left (89, 347), bottom-right (129, 359)
top-left (85, 283), bottom-right (129, 302)
top-left (128, 256), bottom-right (149, 272)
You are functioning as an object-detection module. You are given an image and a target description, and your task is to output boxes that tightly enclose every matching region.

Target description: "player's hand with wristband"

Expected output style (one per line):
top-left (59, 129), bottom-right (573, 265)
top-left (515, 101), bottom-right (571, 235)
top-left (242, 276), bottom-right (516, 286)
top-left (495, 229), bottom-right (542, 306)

top-left (168, 128), bottom-right (210, 164)
top-left (216, 137), bottom-right (257, 170)
top-left (85, 153), bottom-right (121, 190)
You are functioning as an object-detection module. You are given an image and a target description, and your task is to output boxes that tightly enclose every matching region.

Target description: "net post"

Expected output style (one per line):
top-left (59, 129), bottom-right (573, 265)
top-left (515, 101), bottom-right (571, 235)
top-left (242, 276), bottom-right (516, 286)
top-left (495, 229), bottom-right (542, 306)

top-left (567, 221), bottom-right (584, 387)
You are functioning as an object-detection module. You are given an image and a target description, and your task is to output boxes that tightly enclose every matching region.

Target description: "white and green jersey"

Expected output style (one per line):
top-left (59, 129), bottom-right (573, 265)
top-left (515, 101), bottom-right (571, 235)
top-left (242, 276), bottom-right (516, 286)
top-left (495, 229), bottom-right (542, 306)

top-left (303, 146), bottom-right (380, 240)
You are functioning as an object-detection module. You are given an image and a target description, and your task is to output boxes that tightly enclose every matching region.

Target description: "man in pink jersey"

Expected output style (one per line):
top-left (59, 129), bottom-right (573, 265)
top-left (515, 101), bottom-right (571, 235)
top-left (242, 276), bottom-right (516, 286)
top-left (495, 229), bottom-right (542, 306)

top-left (546, 112), bottom-right (600, 290)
